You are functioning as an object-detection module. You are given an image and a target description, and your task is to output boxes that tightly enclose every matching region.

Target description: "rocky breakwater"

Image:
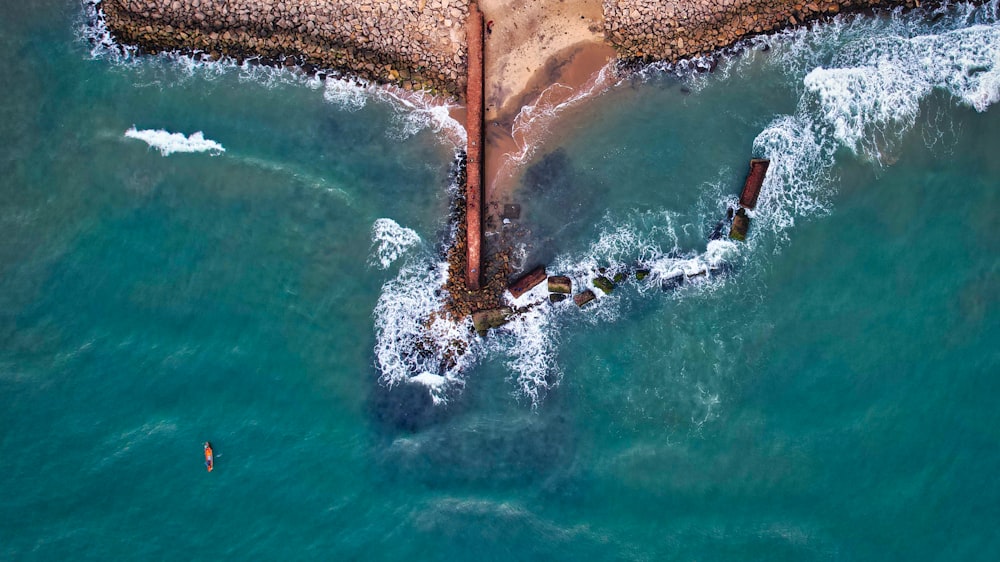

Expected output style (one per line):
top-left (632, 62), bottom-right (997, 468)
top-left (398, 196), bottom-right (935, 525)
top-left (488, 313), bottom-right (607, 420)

top-left (99, 0), bottom-right (470, 96)
top-left (603, 0), bottom-right (927, 61)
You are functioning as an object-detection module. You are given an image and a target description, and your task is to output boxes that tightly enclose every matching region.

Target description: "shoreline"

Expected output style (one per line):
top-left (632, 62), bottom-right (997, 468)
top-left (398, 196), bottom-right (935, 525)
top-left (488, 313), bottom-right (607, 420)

top-left (95, 1), bottom-right (936, 105)
top-left (93, 0), bottom-right (953, 319)
top-left (95, 0), bottom-right (940, 218)
top-left (97, 0), bottom-right (469, 96)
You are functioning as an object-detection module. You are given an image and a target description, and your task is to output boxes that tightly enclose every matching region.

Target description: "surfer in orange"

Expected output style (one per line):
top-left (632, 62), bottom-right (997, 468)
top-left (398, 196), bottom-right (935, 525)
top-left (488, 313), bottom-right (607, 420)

top-left (204, 442), bottom-right (214, 472)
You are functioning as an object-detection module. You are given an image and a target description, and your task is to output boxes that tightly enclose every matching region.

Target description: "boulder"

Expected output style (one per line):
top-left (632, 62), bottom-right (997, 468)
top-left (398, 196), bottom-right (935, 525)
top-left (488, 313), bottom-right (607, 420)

top-left (635, 269), bottom-right (650, 281)
top-left (593, 276), bottom-right (615, 295)
top-left (549, 293), bottom-right (567, 303)
top-left (547, 275), bottom-right (572, 294)
top-left (573, 290), bottom-right (596, 307)
top-left (661, 274), bottom-right (684, 291)
top-left (709, 220), bottom-right (726, 240)
top-left (472, 307), bottom-right (513, 336)
top-left (508, 266), bottom-right (546, 299)
top-left (729, 207), bottom-right (749, 241)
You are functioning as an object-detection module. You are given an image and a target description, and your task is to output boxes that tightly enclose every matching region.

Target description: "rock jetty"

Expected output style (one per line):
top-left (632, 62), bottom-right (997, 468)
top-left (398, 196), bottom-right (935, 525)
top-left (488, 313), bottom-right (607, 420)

top-left (98, 1), bottom-right (947, 99)
top-left (100, 0), bottom-right (469, 96)
top-left (603, 0), bottom-right (928, 61)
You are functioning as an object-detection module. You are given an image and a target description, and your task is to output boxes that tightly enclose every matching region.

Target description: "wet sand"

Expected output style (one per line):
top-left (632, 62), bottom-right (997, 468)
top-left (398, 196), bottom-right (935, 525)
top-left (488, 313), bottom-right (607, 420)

top-left (472, 0), bottom-right (616, 233)
top-left (483, 41), bottom-right (615, 230)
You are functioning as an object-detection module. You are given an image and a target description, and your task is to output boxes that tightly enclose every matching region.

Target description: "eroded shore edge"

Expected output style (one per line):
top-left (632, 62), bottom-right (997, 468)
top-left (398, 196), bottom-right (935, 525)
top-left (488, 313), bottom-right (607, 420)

top-left (93, 0), bottom-right (943, 321)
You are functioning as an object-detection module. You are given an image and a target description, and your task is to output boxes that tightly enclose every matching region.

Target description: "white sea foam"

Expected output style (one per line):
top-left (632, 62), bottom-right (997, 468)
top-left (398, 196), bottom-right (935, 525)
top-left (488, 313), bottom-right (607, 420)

top-left (750, 114), bottom-right (836, 236)
top-left (742, 1), bottom-right (1000, 239)
top-left (498, 290), bottom-right (561, 405)
top-left (497, 308), bottom-right (561, 406)
top-left (478, 1), bottom-right (1000, 408)
top-left (372, 2), bottom-right (1000, 409)
top-left (370, 218), bottom-right (422, 269)
top-left (124, 127), bottom-right (225, 156)
top-left (82, 2), bottom-right (463, 150)
top-left (81, 0), bottom-right (465, 404)
top-left (372, 257), bottom-right (478, 405)
top-left (80, 1), bottom-right (137, 61)
top-left (409, 372), bottom-right (449, 389)
top-left (497, 63), bottom-right (616, 183)
top-left (322, 77), bottom-right (371, 112)
top-left (801, 23), bottom-right (1000, 160)
top-left (371, 209), bottom-right (480, 405)
top-left (321, 76), bottom-right (466, 147)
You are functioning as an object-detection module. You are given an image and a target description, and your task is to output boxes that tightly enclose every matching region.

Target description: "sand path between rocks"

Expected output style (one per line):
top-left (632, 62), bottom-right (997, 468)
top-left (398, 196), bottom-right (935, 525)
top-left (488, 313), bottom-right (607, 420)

top-left (475, 0), bottom-right (615, 226)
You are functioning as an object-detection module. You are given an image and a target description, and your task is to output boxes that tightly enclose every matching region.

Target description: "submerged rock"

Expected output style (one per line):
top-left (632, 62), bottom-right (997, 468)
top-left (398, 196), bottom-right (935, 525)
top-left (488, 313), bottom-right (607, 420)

top-left (661, 274), bottom-right (684, 291)
top-left (729, 207), bottom-right (750, 241)
top-left (593, 276), bottom-right (615, 295)
top-left (635, 269), bottom-right (650, 281)
top-left (549, 293), bottom-right (568, 303)
top-left (502, 204), bottom-right (521, 220)
top-left (709, 220), bottom-right (726, 240)
top-left (522, 149), bottom-right (573, 196)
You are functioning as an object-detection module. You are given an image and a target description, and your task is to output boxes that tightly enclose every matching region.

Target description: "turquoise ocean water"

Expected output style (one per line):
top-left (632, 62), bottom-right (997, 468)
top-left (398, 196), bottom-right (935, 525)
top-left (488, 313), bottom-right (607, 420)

top-left (2, 1), bottom-right (999, 559)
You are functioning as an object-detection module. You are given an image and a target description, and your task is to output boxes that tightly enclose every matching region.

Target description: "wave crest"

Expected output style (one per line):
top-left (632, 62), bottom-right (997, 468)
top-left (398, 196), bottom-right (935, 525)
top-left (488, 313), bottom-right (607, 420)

top-left (370, 218), bottom-right (422, 269)
top-left (124, 127), bottom-right (225, 156)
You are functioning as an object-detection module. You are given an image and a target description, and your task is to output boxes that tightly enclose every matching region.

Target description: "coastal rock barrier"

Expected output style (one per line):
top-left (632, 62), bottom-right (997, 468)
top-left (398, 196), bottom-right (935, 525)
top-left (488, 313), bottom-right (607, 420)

top-left (98, 1), bottom-right (950, 99)
top-left (603, 0), bottom-right (928, 61)
top-left (99, 0), bottom-right (469, 96)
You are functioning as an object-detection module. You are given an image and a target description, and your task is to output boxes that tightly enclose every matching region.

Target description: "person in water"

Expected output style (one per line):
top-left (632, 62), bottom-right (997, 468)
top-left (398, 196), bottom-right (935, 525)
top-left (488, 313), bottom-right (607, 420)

top-left (204, 442), bottom-right (213, 469)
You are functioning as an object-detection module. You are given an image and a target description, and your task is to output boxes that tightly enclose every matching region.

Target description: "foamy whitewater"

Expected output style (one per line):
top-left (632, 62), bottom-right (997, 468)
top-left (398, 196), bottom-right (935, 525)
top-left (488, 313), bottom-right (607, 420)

top-left (372, 1), bottom-right (1000, 407)
top-left (124, 127), bottom-right (225, 156)
top-left (82, 0), bottom-right (1000, 408)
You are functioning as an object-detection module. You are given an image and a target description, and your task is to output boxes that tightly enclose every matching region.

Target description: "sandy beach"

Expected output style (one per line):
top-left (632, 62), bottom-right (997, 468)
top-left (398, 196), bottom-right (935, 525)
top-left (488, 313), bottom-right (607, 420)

top-left (478, 0), bottom-right (607, 122)
top-left (478, 0), bottom-right (616, 228)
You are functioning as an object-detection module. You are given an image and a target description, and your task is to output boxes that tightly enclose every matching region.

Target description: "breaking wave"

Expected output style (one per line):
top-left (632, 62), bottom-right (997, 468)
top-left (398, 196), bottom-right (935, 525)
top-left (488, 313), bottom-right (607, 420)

top-left (372, 254), bottom-right (478, 406)
top-left (370, 218), bottom-right (422, 270)
top-left (373, 1), bottom-right (1000, 408)
top-left (322, 80), bottom-right (466, 147)
top-left (124, 127), bottom-right (225, 156)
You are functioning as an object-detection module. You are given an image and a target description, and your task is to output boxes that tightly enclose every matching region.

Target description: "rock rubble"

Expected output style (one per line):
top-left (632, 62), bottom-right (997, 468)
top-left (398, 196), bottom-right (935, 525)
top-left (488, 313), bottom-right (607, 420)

top-left (101, 0), bottom-right (469, 96)
top-left (99, 0), bottom-right (951, 99)
top-left (603, 0), bottom-right (926, 61)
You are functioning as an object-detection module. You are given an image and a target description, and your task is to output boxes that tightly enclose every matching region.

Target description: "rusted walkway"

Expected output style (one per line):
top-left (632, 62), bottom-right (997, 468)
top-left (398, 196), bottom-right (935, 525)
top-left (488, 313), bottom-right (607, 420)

top-left (465, 4), bottom-right (484, 290)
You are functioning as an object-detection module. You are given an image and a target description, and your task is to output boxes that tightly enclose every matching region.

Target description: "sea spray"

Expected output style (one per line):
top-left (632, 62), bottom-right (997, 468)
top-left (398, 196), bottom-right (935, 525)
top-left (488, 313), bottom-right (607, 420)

top-left (372, 257), bottom-right (478, 405)
top-left (124, 127), bottom-right (225, 156)
top-left (370, 219), bottom-right (422, 270)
